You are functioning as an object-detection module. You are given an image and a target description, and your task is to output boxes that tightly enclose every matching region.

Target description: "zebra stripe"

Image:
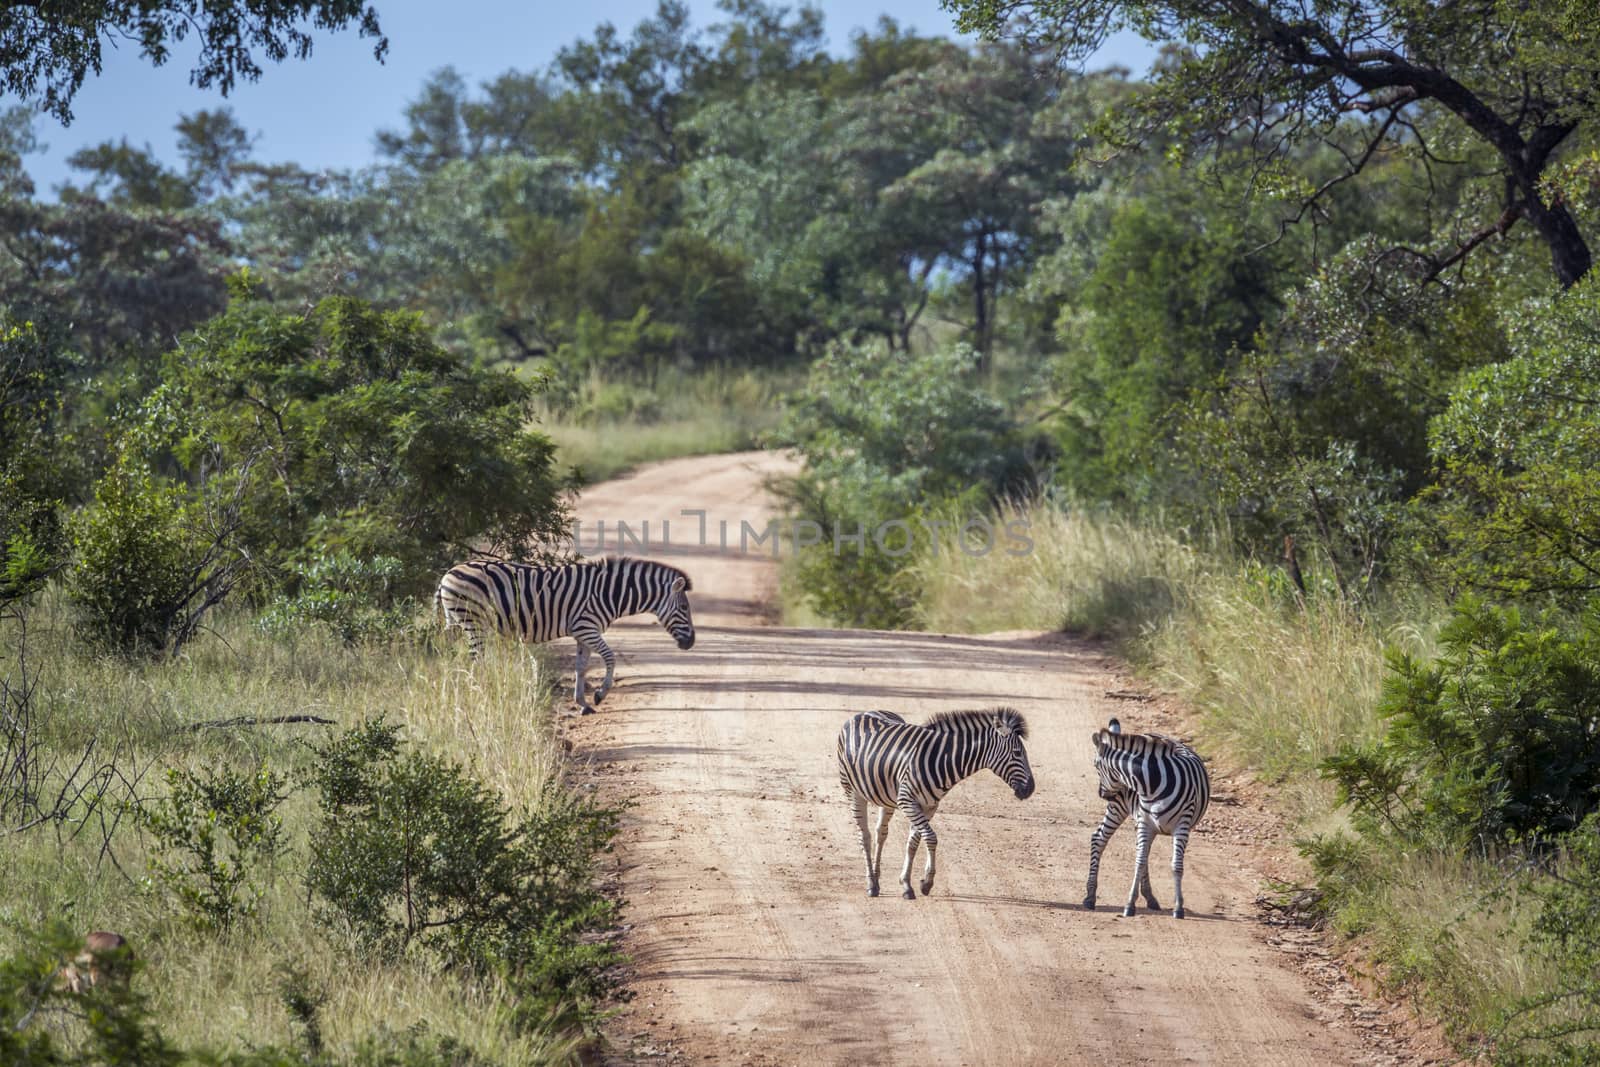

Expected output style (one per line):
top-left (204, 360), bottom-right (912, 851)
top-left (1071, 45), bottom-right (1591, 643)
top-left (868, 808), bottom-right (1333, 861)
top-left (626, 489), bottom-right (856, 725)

top-left (1084, 716), bottom-right (1210, 919)
top-left (836, 707), bottom-right (1035, 899)
top-left (435, 556), bottom-right (695, 711)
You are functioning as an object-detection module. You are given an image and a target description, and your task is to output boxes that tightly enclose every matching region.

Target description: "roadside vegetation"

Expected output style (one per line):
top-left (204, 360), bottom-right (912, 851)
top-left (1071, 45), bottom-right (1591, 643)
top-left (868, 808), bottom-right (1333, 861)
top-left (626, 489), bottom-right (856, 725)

top-left (4, 0), bottom-right (1600, 1062)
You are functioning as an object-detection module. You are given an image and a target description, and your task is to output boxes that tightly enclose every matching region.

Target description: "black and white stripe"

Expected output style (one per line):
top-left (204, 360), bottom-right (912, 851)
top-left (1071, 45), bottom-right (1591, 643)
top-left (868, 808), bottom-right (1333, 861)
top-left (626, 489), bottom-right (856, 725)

top-left (1084, 717), bottom-right (1210, 918)
top-left (836, 707), bottom-right (1035, 899)
top-left (435, 556), bottom-right (695, 710)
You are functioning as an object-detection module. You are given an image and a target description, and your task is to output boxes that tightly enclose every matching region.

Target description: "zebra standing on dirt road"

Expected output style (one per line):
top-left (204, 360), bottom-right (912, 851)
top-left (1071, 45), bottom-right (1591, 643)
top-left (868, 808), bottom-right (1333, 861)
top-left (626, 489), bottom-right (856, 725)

top-left (836, 707), bottom-right (1036, 899)
top-left (435, 556), bottom-right (695, 712)
top-left (1083, 717), bottom-right (1210, 918)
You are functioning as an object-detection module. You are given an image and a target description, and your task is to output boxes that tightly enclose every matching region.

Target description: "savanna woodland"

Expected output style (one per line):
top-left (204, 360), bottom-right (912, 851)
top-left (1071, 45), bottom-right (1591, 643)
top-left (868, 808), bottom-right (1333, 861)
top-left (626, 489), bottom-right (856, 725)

top-left (2, 0), bottom-right (1599, 1062)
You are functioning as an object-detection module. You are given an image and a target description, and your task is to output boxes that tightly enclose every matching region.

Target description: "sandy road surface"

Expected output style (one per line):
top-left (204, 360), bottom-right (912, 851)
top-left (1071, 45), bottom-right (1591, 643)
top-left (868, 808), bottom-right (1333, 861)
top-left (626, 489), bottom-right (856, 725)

top-left (564, 452), bottom-right (1430, 1067)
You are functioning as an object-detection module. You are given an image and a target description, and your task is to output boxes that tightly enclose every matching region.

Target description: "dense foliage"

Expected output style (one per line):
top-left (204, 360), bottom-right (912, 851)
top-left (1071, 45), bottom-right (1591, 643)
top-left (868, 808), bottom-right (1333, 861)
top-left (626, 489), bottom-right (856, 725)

top-left (4, 0), bottom-right (1600, 1058)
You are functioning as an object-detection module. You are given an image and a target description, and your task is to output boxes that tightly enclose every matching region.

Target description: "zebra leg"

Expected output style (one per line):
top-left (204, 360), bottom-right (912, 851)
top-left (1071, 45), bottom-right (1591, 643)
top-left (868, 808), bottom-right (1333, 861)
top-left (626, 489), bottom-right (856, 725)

top-left (918, 801), bottom-right (940, 896)
top-left (1135, 812), bottom-right (1161, 912)
top-left (1084, 802), bottom-right (1129, 910)
top-left (1124, 818), bottom-right (1155, 918)
top-left (1171, 824), bottom-right (1192, 919)
top-left (871, 806), bottom-right (894, 888)
top-left (572, 641), bottom-right (593, 712)
top-left (443, 608), bottom-right (483, 659)
top-left (587, 631), bottom-right (617, 704)
top-left (851, 793), bottom-right (878, 896)
top-left (897, 797), bottom-right (933, 900)
top-left (1140, 847), bottom-right (1161, 911)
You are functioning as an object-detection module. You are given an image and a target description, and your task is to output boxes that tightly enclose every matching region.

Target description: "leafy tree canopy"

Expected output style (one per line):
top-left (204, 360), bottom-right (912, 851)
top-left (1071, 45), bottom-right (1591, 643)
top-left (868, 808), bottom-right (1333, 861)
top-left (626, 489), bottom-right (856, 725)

top-left (945, 0), bottom-right (1600, 287)
top-left (0, 0), bottom-right (387, 123)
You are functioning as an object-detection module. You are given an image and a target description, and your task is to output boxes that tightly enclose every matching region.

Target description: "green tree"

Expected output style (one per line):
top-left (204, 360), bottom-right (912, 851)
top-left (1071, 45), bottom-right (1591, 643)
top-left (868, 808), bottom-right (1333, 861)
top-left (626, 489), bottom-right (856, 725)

top-left (0, 0), bottom-right (386, 123)
top-left (778, 343), bottom-right (1033, 627)
top-left (1422, 274), bottom-right (1600, 604)
top-left (1047, 172), bottom-right (1280, 502)
top-left (947, 0), bottom-right (1600, 288)
top-left (152, 286), bottom-right (570, 596)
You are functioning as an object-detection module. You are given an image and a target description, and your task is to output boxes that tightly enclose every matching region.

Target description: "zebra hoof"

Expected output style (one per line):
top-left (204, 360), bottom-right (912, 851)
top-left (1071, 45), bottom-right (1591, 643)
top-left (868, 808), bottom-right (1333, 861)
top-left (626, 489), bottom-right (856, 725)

top-left (1082, 898), bottom-right (1096, 910)
top-left (1174, 907), bottom-right (1185, 919)
top-left (902, 887), bottom-right (916, 900)
top-left (579, 704), bottom-right (597, 716)
top-left (867, 885), bottom-right (879, 897)
top-left (920, 881), bottom-right (934, 896)
top-left (1121, 906), bottom-right (1136, 918)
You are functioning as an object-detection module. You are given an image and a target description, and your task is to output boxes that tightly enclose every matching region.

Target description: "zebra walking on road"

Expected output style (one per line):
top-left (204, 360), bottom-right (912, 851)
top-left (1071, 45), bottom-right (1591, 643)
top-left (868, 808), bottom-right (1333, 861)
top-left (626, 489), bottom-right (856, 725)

top-left (1084, 717), bottom-right (1210, 918)
top-left (836, 707), bottom-right (1036, 900)
top-left (436, 556), bottom-right (695, 711)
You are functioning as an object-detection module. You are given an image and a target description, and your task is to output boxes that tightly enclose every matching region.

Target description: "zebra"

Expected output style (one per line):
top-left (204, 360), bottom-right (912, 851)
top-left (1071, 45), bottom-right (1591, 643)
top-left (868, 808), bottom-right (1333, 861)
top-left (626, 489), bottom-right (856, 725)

top-left (836, 706), bottom-right (1035, 900)
top-left (435, 556), bottom-right (695, 711)
top-left (1083, 717), bottom-right (1210, 918)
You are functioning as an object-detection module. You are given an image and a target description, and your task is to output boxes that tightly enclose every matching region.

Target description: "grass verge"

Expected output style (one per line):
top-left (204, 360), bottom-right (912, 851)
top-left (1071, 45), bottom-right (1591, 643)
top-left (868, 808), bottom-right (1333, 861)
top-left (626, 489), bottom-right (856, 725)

top-left (0, 593), bottom-right (613, 1064)
top-left (537, 365), bottom-right (793, 484)
top-left (911, 498), bottom-right (1586, 1059)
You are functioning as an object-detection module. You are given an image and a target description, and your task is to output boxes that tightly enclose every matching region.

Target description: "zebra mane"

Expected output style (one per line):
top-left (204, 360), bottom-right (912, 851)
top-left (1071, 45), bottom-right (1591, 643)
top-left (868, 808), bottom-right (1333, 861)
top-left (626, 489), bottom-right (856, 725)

top-left (1095, 727), bottom-right (1192, 756)
top-left (594, 555), bottom-right (693, 591)
top-left (924, 706), bottom-right (1028, 739)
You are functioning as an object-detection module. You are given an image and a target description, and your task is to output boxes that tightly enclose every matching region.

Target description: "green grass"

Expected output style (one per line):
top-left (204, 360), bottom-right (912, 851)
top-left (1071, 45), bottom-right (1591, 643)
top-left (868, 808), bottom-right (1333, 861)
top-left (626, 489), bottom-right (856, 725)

top-left (536, 365), bottom-right (795, 484)
top-left (0, 594), bottom-right (594, 1063)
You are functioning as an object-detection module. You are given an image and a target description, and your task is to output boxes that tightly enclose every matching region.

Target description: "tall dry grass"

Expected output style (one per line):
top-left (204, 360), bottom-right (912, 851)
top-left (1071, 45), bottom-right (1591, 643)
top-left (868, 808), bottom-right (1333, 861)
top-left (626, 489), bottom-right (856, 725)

top-left (1, 599), bottom-right (582, 1062)
top-left (915, 500), bottom-right (1436, 807)
top-left (537, 364), bottom-right (793, 483)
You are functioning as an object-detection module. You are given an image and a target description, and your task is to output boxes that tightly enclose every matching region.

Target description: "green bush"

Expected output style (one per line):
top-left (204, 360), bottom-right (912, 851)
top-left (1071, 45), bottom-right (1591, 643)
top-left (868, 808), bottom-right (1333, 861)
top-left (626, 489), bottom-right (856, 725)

top-left (66, 457), bottom-right (211, 655)
top-left (1421, 274), bottom-right (1600, 605)
top-left (1498, 813), bottom-right (1600, 1065)
top-left (258, 551), bottom-right (412, 645)
top-left (777, 342), bottom-right (1035, 628)
top-left (0, 920), bottom-right (178, 1066)
top-left (1321, 597), bottom-right (1600, 851)
top-left (304, 720), bottom-right (623, 1029)
top-left (139, 762), bottom-right (289, 932)
top-left (148, 286), bottom-right (570, 601)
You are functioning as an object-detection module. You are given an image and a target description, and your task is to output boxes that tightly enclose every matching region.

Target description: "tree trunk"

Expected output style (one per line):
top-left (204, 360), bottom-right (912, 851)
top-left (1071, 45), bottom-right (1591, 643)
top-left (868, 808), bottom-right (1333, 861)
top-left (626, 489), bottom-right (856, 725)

top-left (1524, 196), bottom-right (1593, 289)
top-left (972, 229), bottom-right (989, 372)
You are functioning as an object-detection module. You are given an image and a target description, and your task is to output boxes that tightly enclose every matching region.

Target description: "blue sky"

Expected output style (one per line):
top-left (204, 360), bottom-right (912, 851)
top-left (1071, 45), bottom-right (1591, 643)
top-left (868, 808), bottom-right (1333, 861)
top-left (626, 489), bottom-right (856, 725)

top-left (20, 0), bottom-right (1153, 194)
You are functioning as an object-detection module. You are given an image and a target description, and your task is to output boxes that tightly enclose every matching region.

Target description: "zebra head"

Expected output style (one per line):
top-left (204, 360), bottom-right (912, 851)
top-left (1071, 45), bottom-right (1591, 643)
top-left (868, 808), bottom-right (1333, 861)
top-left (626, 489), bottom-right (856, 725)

top-left (654, 574), bottom-right (696, 650)
top-left (986, 707), bottom-right (1035, 800)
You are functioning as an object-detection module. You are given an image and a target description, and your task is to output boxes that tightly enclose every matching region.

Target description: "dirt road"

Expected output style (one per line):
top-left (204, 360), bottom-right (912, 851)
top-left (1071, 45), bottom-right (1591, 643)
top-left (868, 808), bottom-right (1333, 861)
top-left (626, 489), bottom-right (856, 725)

top-left (566, 452), bottom-right (1427, 1067)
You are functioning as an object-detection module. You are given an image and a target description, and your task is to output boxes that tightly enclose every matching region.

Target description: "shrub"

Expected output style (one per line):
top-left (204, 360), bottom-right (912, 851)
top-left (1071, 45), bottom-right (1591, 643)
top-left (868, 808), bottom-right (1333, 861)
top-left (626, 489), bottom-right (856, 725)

top-left (1321, 597), bottom-right (1600, 851)
top-left (1498, 813), bottom-right (1600, 1065)
top-left (304, 720), bottom-right (623, 1028)
top-left (139, 762), bottom-right (288, 932)
top-left (151, 287), bottom-right (570, 600)
top-left (0, 920), bottom-right (178, 1066)
top-left (777, 342), bottom-right (1035, 628)
top-left (66, 455), bottom-right (245, 656)
top-left (258, 551), bottom-right (412, 645)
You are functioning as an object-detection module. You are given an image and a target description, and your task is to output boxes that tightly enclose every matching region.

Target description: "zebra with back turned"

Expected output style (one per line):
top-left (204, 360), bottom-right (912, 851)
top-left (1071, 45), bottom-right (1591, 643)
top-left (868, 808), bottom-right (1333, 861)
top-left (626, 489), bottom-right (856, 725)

top-left (836, 707), bottom-right (1035, 899)
top-left (436, 556), bottom-right (695, 712)
top-left (1084, 717), bottom-right (1210, 918)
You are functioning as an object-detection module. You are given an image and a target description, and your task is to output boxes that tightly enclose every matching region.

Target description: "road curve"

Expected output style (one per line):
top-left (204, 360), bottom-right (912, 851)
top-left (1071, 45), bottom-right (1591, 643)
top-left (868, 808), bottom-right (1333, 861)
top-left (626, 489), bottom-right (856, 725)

top-left (565, 451), bottom-right (1423, 1067)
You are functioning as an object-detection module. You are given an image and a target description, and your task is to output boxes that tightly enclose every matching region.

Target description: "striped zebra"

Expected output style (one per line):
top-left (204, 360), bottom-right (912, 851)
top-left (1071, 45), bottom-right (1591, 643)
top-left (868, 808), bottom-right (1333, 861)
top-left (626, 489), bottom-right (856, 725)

top-left (1084, 717), bottom-right (1210, 918)
top-left (836, 707), bottom-right (1035, 899)
top-left (435, 556), bottom-right (695, 711)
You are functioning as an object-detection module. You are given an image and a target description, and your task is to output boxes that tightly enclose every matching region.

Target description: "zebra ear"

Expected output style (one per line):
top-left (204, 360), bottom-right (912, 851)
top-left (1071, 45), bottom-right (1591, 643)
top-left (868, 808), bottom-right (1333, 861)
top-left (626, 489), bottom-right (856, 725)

top-left (670, 577), bottom-right (686, 593)
top-left (1092, 729), bottom-right (1108, 750)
